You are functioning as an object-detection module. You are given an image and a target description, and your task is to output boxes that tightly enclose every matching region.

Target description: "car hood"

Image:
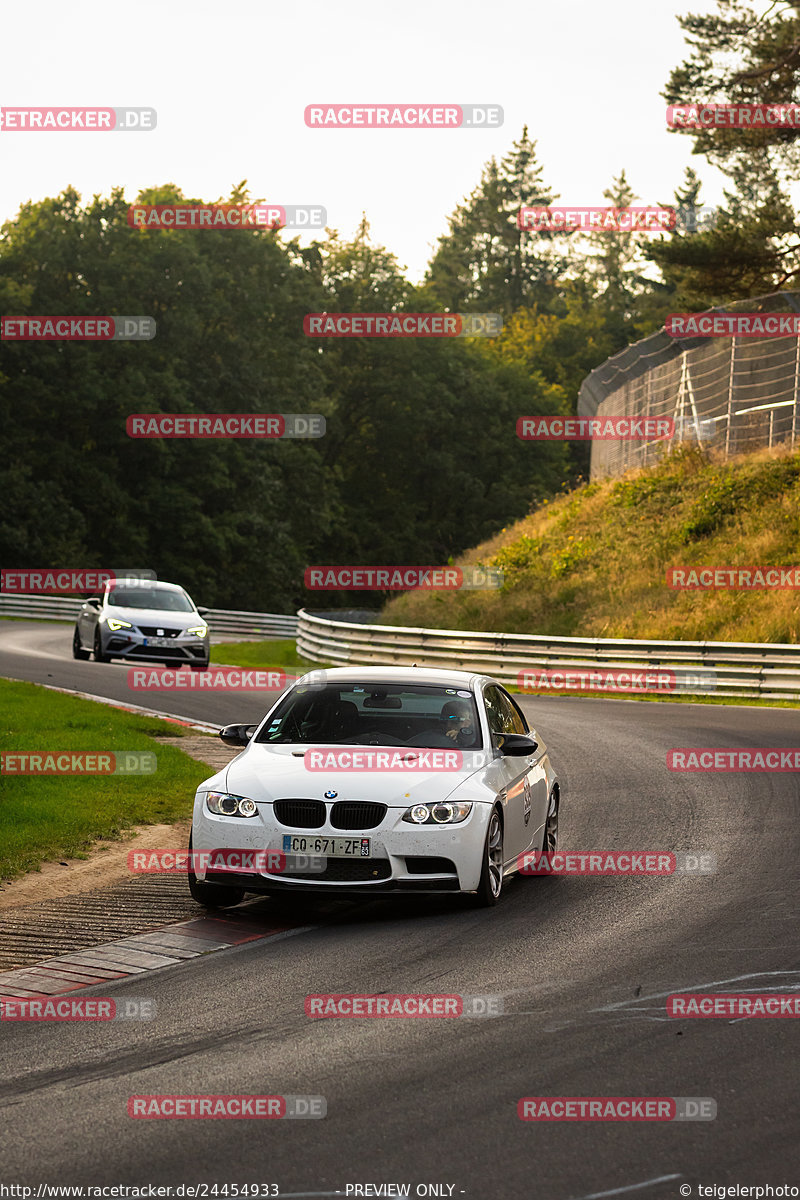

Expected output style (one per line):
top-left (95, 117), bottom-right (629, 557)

top-left (103, 606), bottom-right (198, 626)
top-left (218, 743), bottom-right (498, 807)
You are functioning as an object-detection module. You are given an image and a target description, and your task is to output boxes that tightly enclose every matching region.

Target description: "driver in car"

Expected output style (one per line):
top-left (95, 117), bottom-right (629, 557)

top-left (441, 699), bottom-right (476, 746)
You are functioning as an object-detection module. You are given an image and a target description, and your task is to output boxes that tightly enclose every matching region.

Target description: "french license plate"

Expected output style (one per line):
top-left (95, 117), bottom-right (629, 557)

top-left (144, 636), bottom-right (174, 647)
top-left (282, 834), bottom-right (371, 857)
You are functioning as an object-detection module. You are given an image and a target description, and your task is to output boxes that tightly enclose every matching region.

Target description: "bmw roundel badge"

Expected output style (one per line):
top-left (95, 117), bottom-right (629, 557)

top-left (324, 790), bottom-right (337, 799)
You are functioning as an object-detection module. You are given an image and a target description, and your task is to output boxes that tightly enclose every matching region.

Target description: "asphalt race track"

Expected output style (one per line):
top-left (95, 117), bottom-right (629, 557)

top-left (1, 620), bottom-right (799, 1198)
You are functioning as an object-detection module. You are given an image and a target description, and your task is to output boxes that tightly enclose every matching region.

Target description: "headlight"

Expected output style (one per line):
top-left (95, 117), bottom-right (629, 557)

top-left (186, 624), bottom-right (208, 637)
top-left (205, 792), bottom-right (258, 818)
top-left (106, 618), bottom-right (133, 631)
top-left (402, 801), bottom-right (472, 825)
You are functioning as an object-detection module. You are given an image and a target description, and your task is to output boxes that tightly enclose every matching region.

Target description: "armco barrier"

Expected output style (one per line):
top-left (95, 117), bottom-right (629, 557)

top-left (295, 609), bottom-right (800, 701)
top-left (4, 595), bottom-right (797, 699)
top-left (0, 595), bottom-right (298, 640)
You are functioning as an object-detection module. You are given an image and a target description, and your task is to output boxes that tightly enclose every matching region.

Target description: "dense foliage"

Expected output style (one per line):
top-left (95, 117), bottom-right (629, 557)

top-left (3, 1), bottom-right (799, 611)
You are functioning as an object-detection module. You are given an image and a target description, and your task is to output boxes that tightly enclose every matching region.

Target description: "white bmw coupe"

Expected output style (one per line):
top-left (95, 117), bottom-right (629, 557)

top-left (188, 666), bottom-right (560, 908)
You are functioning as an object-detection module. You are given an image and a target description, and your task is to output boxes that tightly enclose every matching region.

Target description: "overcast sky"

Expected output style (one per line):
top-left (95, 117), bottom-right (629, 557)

top-left (2, 0), bottom-right (731, 282)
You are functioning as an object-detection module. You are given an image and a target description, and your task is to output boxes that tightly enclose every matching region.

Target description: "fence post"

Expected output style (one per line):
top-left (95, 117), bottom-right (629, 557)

top-left (725, 337), bottom-right (736, 458)
top-left (643, 370), bottom-right (652, 467)
top-left (793, 336), bottom-right (800, 449)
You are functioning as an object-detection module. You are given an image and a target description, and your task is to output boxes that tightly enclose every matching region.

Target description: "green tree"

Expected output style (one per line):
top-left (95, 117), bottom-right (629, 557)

top-left (423, 128), bottom-right (566, 317)
top-left (0, 184), bottom-right (335, 609)
top-left (656, 0), bottom-right (800, 305)
top-left (306, 223), bottom-right (570, 595)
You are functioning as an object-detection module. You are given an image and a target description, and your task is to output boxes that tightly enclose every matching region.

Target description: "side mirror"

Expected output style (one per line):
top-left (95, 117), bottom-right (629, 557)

top-left (218, 723), bottom-right (257, 747)
top-left (497, 733), bottom-right (538, 757)
top-left (86, 597), bottom-right (102, 609)
top-left (197, 607), bottom-right (209, 617)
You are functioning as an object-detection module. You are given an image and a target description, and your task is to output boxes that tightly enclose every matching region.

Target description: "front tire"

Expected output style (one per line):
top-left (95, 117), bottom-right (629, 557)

top-left (93, 629), bottom-right (110, 663)
top-left (542, 787), bottom-right (559, 854)
top-left (190, 661), bottom-right (210, 672)
top-left (72, 628), bottom-right (90, 660)
top-left (187, 834), bottom-right (245, 909)
top-left (474, 808), bottom-right (504, 907)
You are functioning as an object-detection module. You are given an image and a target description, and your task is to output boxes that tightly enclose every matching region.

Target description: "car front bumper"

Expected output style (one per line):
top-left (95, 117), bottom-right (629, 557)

top-left (191, 795), bottom-right (495, 894)
top-left (100, 626), bottom-right (209, 665)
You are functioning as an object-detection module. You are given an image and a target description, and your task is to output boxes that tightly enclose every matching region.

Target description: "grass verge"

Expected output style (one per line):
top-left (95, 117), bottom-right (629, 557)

top-left (210, 638), bottom-right (326, 675)
top-left (0, 678), bottom-right (216, 881)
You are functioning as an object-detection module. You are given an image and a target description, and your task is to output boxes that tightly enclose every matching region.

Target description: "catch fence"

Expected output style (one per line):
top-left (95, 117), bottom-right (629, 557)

top-left (578, 291), bottom-right (800, 478)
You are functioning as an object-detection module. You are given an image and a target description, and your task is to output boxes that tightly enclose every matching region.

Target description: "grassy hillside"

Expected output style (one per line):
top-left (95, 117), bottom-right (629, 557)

top-left (382, 445), bottom-right (800, 644)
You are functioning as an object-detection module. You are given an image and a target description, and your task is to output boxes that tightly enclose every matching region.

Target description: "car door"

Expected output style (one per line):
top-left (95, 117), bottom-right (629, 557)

top-left (78, 597), bottom-right (101, 647)
top-left (498, 686), bottom-right (549, 853)
top-left (483, 685), bottom-right (547, 862)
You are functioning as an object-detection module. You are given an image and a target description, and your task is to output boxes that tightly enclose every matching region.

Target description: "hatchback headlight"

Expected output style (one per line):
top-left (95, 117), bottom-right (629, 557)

top-left (106, 618), bottom-right (133, 631)
top-left (205, 792), bottom-right (258, 818)
top-left (186, 624), bottom-right (208, 637)
top-left (402, 801), bottom-right (472, 825)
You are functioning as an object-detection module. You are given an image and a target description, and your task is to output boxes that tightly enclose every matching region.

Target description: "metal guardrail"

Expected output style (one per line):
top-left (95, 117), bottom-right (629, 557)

top-left (0, 595), bottom-right (298, 640)
top-left (4, 594), bottom-right (796, 699)
top-left (295, 609), bottom-right (800, 701)
top-left (202, 609), bottom-right (298, 638)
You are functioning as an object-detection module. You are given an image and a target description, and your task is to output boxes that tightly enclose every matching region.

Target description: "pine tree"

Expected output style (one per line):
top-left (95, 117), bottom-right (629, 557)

top-left (424, 128), bottom-right (567, 317)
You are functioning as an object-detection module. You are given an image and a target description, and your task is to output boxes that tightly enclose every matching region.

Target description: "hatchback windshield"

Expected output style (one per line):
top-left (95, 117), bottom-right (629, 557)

top-left (107, 588), bottom-right (194, 612)
top-left (256, 683), bottom-right (483, 749)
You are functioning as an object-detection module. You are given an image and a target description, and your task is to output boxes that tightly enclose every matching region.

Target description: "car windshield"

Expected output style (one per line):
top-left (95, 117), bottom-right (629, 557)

top-left (106, 588), bottom-right (194, 612)
top-left (256, 683), bottom-right (483, 749)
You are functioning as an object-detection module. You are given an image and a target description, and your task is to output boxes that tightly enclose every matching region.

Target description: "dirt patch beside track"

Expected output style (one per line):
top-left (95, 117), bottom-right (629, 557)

top-left (0, 735), bottom-right (241, 969)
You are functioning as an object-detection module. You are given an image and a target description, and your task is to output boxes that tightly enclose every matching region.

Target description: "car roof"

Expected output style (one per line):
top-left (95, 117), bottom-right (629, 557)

top-left (104, 579), bottom-right (183, 593)
top-left (295, 665), bottom-right (495, 690)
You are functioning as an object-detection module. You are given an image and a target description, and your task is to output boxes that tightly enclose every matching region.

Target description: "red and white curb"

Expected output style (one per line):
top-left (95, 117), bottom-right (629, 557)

top-left (0, 911), bottom-right (314, 998)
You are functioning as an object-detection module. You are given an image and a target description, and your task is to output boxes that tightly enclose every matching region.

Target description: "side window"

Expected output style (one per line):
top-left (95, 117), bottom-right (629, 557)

top-left (498, 688), bottom-right (528, 735)
top-left (483, 686), bottom-right (513, 737)
top-left (483, 686), bottom-right (506, 737)
top-left (484, 685), bottom-right (528, 737)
